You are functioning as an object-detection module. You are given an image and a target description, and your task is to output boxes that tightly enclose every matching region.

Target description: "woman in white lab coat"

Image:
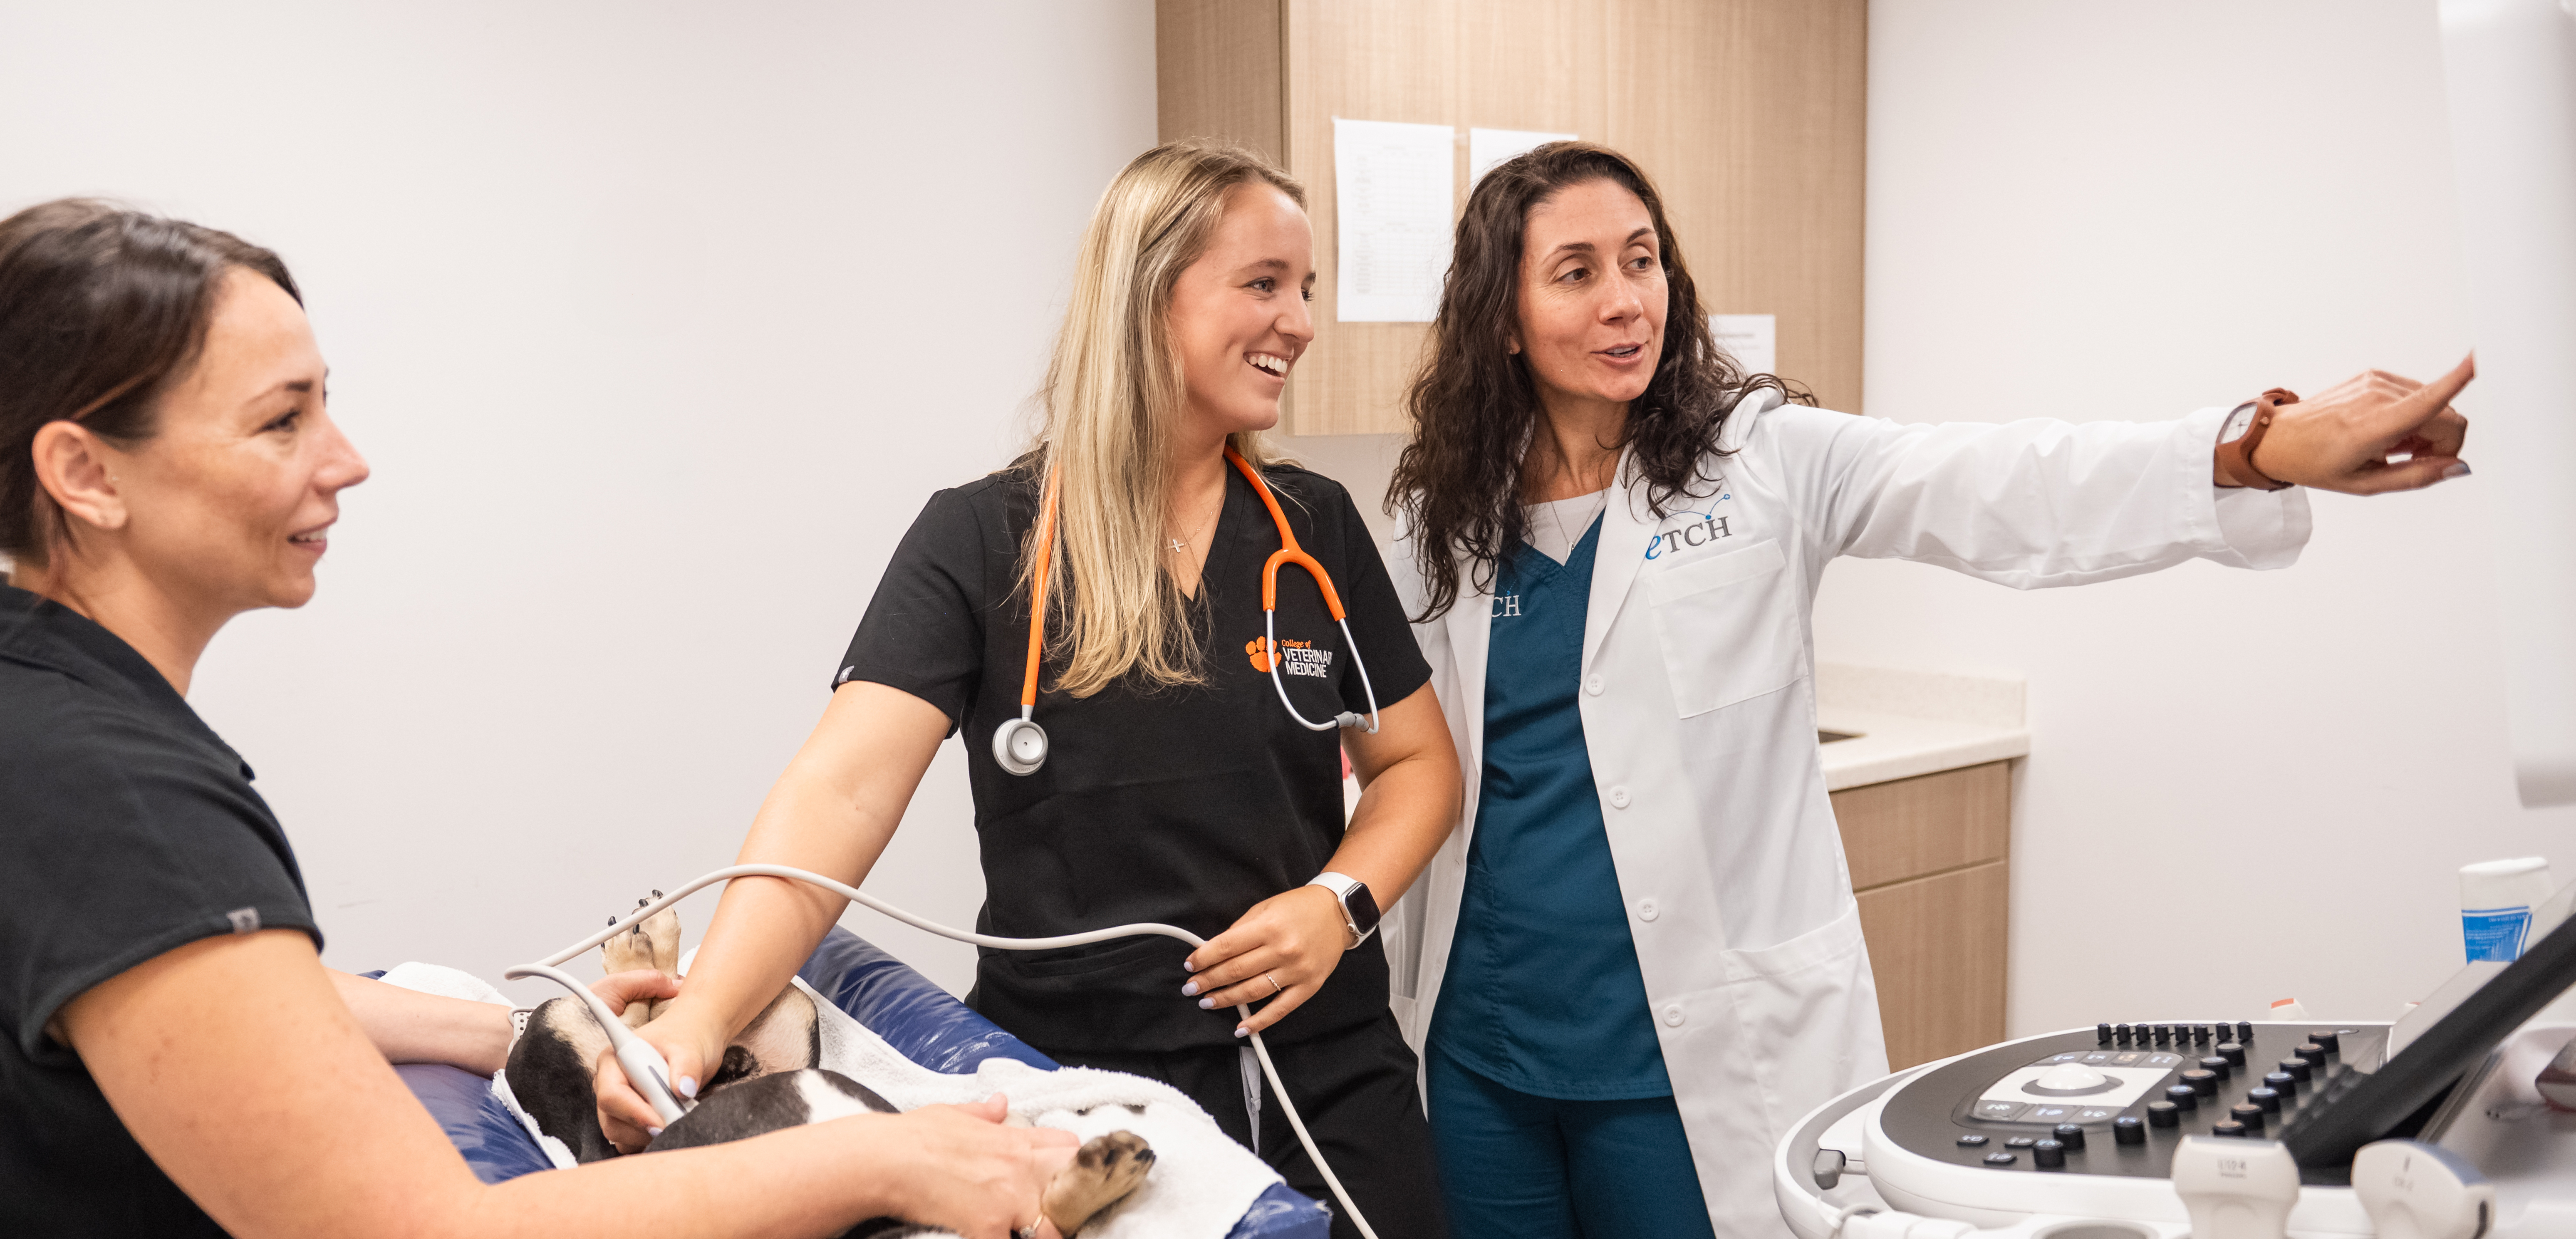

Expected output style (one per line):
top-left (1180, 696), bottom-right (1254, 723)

top-left (1379, 141), bottom-right (2473, 1238)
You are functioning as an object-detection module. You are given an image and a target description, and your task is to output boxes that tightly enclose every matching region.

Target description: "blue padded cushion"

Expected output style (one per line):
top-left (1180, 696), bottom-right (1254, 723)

top-left (796, 927), bottom-right (1056, 1074)
top-left (391, 927), bottom-right (1327, 1237)
top-left (395, 1063), bottom-right (556, 1184)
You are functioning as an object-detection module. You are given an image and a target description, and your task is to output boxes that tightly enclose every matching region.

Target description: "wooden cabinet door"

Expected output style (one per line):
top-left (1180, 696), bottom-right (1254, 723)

top-left (1831, 761), bottom-right (2012, 1069)
top-left (1855, 860), bottom-right (2009, 1069)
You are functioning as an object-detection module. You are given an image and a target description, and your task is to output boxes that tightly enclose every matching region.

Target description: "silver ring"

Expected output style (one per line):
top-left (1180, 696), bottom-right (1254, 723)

top-left (1266, 972), bottom-right (1283, 996)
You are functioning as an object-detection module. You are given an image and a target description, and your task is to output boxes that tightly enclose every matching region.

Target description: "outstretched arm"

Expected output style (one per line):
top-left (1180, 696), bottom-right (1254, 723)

top-left (1777, 357), bottom-right (2473, 590)
top-left (324, 968), bottom-right (676, 1076)
top-left (593, 680), bottom-right (949, 1151)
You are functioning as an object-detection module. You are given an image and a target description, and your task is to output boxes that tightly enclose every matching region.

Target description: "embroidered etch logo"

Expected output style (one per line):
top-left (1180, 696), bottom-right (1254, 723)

top-left (226, 908), bottom-right (262, 934)
top-left (1642, 493), bottom-right (1736, 560)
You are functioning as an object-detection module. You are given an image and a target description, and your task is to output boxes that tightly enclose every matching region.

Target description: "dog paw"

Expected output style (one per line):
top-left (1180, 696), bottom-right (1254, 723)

top-left (1041, 1130), bottom-right (1154, 1237)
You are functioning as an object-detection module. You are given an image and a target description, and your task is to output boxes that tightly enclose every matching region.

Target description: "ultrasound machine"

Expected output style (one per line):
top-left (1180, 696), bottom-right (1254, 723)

top-left (1774, 4), bottom-right (2576, 1235)
top-left (1773, 900), bottom-right (2576, 1239)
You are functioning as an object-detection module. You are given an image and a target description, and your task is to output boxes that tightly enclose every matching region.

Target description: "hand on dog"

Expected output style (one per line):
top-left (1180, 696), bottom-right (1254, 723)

top-left (590, 969), bottom-right (681, 1018)
top-left (1182, 885), bottom-right (1349, 1038)
top-left (593, 1011), bottom-right (721, 1154)
top-left (879, 1093), bottom-right (1078, 1239)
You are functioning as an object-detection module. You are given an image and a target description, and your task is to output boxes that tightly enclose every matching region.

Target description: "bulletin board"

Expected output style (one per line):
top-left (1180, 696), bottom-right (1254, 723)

top-left (1156, 0), bottom-right (1867, 435)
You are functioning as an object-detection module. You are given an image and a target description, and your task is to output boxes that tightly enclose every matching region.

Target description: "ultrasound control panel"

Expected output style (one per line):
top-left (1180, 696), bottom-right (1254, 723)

top-left (1879, 1022), bottom-right (2389, 1184)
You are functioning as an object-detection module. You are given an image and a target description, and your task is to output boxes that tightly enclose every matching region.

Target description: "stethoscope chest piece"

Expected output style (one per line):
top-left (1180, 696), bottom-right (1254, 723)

top-left (993, 448), bottom-right (1379, 777)
top-left (993, 716), bottom-right (1049, 776)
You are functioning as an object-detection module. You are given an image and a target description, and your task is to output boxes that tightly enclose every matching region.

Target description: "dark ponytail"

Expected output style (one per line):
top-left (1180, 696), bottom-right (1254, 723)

top-left (0, 199), bottom-right (298, 567)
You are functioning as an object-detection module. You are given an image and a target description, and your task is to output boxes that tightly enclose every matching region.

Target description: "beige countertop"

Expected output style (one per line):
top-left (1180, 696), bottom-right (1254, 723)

top-left (1816, 662), bottom-right (2029, 791)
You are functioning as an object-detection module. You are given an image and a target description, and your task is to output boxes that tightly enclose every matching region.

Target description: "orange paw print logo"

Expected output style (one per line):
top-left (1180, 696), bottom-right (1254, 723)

top-left (1246, 636), bottom-right (1276, 672)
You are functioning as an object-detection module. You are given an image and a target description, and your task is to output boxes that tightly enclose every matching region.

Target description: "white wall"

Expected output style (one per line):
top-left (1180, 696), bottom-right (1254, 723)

top-left (1843, 0), bottom-right (2576, 1035)
top-left (10, 0), bottom-right (2560, 1038)
top-left (0, 1), bottom-right (1158, 1000)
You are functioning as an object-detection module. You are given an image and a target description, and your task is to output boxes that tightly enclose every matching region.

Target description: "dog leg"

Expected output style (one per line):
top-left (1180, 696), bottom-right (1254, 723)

top-left (1040, 1130), bottom-right (1154, 1237)
top-left (599, 896), bottom-right (683, 1027)
top-left (638, 891), bottom-right (681, 1024)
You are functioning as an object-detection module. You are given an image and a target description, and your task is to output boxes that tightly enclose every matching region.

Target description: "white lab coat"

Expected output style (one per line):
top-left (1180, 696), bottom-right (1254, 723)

top-left (1381, 391), bottom-right (2311, 1236)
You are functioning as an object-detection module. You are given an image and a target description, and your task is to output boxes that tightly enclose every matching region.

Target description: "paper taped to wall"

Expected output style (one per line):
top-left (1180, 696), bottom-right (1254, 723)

top-left (1469, 127), bottom-right (1578, 186)
top-left (1711, 313), bottom-right (1776, 375)
top-left (1333, 117), bottom-right (1455, 322)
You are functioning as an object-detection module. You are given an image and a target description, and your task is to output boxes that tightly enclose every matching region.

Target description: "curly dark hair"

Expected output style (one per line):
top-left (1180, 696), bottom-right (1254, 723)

top-left (1386, 141), bottom-right (1808, 621)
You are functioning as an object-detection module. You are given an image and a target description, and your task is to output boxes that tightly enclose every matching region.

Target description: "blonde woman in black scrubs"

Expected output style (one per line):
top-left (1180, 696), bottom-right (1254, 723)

top-left (595, 142), bottom-right (1464, 1239)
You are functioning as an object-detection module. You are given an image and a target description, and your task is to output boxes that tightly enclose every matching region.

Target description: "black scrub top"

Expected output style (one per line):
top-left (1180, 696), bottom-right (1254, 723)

top-left (0, 584), bottom-right (321, 1237)
top-left (839, 461), bottom-right (1430, 1055)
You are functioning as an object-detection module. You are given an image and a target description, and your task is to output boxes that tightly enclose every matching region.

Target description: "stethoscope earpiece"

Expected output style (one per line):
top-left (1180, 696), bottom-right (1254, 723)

top-left (993, 716), bottom-right (1049, 776)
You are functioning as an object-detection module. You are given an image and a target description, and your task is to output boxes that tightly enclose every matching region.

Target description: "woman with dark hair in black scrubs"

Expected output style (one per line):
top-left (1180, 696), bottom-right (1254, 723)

top-left (0, 199), bottom-right (1076, 1239)
top-left (594, 143), bottom-right (1464, 1239)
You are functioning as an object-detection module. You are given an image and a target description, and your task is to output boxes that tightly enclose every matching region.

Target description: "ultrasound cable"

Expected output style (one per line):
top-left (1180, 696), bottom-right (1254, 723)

top-left (507, 864), bottom-right (1382, 1239)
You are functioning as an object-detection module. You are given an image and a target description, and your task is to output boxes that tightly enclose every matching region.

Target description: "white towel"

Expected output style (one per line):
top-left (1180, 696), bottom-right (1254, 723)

top-left (375, 961), bottom-right (512, 1007)
top-left (800, 973), bottom-right (1283, 1239)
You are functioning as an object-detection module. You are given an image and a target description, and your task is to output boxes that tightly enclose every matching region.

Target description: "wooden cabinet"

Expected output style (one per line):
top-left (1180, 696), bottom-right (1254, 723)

top-left (1831, 761), bottom-right (2011, 1070)
top-left (1156, 0), bottom-right (1868, 434)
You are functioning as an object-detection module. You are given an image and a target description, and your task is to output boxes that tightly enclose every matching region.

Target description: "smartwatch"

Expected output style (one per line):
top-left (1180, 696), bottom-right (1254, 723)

top-left (2215, 387), bottom-right (2300, 491)
top-left (1306, 872), bottom-right (1380, 949)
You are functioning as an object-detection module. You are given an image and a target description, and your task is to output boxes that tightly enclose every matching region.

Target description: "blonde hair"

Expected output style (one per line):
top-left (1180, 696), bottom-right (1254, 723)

top-left (1028, 141), bottom-right (1305, 698)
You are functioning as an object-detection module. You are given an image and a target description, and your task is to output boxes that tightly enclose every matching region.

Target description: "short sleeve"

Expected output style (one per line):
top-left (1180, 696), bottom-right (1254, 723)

top-left (836, 486), bottom-right (1001, 731)
top-left (0, 686), bottom-right (318, 1066)
top-left (1330, 489), bottom-right (1434, 714)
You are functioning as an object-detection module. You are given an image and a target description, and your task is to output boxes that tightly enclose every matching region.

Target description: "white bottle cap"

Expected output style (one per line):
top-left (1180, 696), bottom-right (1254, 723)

top-left (2461, 857), bottom-right (2553, 911)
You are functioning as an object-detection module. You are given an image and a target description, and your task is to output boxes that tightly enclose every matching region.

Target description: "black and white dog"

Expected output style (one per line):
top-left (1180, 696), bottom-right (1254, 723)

top-left (506, 902), bottom-right (1152, 1237)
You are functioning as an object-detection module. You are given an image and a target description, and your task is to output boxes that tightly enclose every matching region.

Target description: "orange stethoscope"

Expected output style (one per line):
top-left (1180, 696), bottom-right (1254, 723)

top-left (991, 446), bottom-right (1383, 776)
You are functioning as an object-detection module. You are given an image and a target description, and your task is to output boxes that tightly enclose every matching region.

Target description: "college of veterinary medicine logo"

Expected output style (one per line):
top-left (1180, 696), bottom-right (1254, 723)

top-left (1246, 636), bottom-right (1333, 678)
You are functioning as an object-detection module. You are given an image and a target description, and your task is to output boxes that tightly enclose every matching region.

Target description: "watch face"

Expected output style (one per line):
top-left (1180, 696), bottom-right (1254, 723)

top-left (2220, 401), bottom-right (2259, 444)
top-left (1346, 883), bottom-right (1382, 936)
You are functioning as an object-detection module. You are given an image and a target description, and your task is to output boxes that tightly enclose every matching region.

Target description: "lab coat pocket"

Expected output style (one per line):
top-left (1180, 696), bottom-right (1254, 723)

top-left (1643, 538), bottom-right (1803, 718)
top-left (1712, 904), bottom-right (1885, 1138)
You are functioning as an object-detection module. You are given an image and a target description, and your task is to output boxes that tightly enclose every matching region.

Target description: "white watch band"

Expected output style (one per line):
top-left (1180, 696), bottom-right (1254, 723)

top-left (1306, 872), bottom-right (1369, 947)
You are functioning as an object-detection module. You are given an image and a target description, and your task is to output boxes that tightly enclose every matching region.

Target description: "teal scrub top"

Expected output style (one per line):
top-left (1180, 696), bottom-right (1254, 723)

top-left (1427, 515), bottom-right (1671, 1099)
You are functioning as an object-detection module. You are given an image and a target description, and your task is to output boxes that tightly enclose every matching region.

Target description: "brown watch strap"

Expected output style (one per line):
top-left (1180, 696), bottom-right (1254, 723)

top-left (2216, 387), bottom-right (2300, 491)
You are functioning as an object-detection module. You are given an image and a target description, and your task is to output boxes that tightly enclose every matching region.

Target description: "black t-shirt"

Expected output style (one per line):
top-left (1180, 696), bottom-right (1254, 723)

top-left (839, 461), bottom-right (1431, 1054)
top-left (0, 585), bottom-right (321, 1237)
